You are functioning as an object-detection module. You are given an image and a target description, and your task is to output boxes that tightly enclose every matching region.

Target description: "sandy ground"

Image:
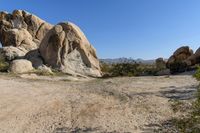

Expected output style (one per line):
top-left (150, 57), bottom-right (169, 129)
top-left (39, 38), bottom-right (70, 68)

top-left (0, 74), bottom-right (198, 133)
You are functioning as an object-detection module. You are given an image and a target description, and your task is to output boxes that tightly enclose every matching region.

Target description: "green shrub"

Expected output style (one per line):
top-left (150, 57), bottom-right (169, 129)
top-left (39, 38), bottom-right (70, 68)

top-left (194, 67), bottom-right (200, 80)
top-left (0, 57), bottom-right (9, 72)
top-left (109, 63), bottom-right (139, 77)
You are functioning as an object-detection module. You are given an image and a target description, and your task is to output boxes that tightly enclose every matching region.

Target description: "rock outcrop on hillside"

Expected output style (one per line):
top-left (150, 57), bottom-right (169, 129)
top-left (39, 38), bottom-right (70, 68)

top-left (0, 10), bottom-right (102, 77)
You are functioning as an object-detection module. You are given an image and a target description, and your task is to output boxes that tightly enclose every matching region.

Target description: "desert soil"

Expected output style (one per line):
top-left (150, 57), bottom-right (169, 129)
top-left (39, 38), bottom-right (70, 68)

top-left (0, 74), bottom-right (198, 133)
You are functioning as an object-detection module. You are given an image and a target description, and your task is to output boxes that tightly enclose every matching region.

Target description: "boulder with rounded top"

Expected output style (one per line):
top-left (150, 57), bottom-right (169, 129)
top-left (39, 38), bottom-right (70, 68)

top-left (39, 22), bottom-right (102, 77)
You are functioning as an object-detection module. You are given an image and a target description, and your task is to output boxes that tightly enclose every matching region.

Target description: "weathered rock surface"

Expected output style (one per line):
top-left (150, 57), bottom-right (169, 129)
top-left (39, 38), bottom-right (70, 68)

top-left (0, 46), bottom-right (27, 61)
top-left (9, 59), bottom-right (33, 73)
top-left (0, 10), bottom-right (53, 52)
top-left (39, 22), bottom-right (101, 77)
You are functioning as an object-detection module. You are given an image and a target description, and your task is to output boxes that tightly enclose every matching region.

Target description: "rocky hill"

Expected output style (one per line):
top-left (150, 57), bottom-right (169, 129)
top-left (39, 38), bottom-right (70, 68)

top-left (0, 10), bottom-right (101, 77)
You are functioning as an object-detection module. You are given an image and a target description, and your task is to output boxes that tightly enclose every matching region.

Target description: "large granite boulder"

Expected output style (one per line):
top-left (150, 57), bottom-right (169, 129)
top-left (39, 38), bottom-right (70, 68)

top-left (0, 10), bottom-right (53, 52)
top-left (166, 46), bottom-right (193, 73)
top-left (39, 22), bottom-right (102, 77)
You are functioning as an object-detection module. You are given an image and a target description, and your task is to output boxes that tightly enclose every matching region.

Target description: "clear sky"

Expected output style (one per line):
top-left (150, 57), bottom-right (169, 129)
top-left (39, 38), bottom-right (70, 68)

top-left (1, 0), bottom-right (200, 59)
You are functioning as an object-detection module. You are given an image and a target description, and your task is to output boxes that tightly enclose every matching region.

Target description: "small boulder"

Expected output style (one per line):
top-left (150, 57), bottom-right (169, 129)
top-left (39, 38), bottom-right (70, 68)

top-left (9, 59), bottom-right (33, 74)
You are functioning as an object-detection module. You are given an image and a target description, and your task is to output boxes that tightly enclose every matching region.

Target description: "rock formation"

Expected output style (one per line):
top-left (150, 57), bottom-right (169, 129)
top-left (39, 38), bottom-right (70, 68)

top-left (0, 10), bottom-right (53, 52)
top-left (39, 22), bottom-right (101, 77)
top-left (166, 46), bottom-right (194, 73)
top-left (0, 10), bottom-right (102, 77)
top-left (184, 48), bottom-right (200, 66)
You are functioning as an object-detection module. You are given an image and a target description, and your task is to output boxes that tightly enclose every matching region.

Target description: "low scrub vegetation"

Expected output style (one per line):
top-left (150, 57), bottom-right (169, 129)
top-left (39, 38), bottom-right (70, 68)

top-left (31, 69), bottom-right (54, 76)
top-left (171, 87), bottom-right (200, 133)
top-left (194, 66), bottom-right (200, 80)
top-left (100, 62), bottom-right (167, 77)
top-left (170, 73), bottom-right (200, 132)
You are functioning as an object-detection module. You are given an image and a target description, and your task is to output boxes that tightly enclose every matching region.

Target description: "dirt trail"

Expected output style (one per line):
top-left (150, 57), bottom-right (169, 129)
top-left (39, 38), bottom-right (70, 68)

top-left (0, 74), bottom-right (198, 133)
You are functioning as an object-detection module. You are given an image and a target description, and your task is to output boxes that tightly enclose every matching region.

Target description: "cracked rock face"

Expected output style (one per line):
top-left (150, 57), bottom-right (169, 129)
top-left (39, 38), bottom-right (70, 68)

top-left (0, 10), bottom-right (53, 52)
top-left (39, 22), bottom-right (102, 77)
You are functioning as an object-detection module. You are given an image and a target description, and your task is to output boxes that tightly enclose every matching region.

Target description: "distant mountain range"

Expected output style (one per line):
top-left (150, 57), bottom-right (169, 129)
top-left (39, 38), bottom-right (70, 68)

top-left (100, 58), bottom-right (155, 65)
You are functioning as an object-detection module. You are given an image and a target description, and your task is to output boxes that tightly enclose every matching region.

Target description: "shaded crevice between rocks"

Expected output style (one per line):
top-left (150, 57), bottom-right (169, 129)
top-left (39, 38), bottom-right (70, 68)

top-left (35, 22), bottom-right (45, 40)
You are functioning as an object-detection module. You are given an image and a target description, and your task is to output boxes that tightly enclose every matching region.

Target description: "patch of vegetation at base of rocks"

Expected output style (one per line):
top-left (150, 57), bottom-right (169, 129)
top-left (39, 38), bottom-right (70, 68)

top-left (31, 69), bottom-right (54, 76)
top-left (168, 61), bottom-right (188, 74)
top-left (100, 62), bottom-right (167, 77)
top-left (30, 69), bottom-right (70, 77)
top-left (0, 57), bottom-right (9, 72)
top-left (194, 66), bottom-right (200, 81)
top-left (170, 87), bottom-right (200, 133)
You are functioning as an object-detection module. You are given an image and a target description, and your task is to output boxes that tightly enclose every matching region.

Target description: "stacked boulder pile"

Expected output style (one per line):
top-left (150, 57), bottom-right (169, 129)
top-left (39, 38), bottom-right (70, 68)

top-left (166, 46), bottom-right (200, 73)
top-left (0, 10), bottom-right (102, 77)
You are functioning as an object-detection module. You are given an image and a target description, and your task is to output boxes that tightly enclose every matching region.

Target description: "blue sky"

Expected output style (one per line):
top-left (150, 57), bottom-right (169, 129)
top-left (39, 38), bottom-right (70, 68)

top-left (1, 0), bottom-right (200, 59)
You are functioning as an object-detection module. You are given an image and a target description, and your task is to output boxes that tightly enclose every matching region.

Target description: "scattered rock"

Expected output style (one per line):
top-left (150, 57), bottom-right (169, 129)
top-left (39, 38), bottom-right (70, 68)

top-left (9, 59), bottom-right (33, 74)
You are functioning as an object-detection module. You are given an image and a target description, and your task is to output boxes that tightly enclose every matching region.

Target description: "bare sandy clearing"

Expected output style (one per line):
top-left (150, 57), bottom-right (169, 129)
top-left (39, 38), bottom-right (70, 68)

top-left (0, 74), bottom-right (198, 133)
